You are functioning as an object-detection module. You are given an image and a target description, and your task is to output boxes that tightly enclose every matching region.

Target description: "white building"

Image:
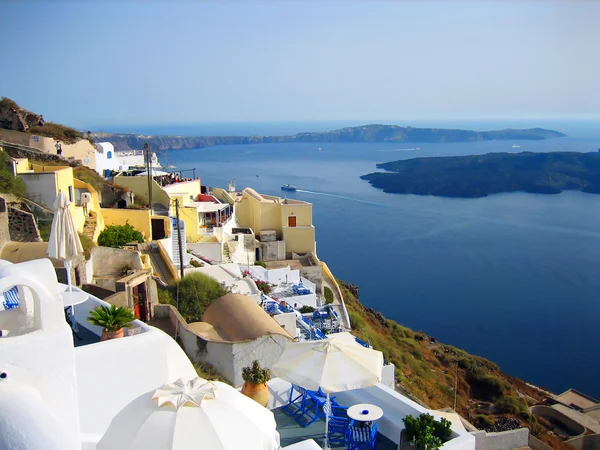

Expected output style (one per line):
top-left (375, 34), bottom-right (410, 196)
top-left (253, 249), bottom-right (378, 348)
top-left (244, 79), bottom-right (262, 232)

top-left (94, 143), bottom-right (160, 176)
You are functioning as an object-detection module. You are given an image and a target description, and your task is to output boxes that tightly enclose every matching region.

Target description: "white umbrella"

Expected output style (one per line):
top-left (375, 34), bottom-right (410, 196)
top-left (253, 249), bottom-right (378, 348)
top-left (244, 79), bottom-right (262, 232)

top-left (47, 191), bottom-right (83, 292)
top-left (97, 377), bottom-right (281, 450)
top-left (271, 333), bottom-right (384, 449)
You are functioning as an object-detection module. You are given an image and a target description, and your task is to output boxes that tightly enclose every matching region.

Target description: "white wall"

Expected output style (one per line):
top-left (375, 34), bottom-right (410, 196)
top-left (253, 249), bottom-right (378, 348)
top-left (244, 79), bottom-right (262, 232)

top-left (188, 242), bottom-right (223, 263)
top-left (94, 143), bottom-right (120, 176)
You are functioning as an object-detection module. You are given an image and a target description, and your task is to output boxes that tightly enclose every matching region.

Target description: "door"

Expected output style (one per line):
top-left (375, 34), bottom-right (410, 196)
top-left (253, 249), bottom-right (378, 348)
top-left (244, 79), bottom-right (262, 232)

top-left (132, 285), bottom-right (140, 319)
top-left (288, 216), bottom-right (297, 227)
top-left (151, 218), bottom-right (166, 240)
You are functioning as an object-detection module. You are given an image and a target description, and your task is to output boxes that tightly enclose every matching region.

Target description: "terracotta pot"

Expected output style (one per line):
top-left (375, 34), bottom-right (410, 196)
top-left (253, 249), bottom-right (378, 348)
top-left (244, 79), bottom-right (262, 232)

top-left (101, 328), bottom-right (124, 341)
top-left (241, 381), bottom-right (269, 407)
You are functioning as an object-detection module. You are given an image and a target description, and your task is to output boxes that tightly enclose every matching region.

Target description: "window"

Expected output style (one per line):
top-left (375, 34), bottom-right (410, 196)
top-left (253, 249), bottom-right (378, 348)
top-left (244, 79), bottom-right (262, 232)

top-left (288, 216), bottom-right (297, 227)
top-left (68, 186), bottom-right (73, 202)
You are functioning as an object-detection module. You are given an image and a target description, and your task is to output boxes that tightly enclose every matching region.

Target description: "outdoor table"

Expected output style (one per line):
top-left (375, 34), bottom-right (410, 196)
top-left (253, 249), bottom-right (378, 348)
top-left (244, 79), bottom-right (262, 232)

top-left (347, 403), bottom-right (383, 425)
top-left (60, 288), bottom-right (89, 340)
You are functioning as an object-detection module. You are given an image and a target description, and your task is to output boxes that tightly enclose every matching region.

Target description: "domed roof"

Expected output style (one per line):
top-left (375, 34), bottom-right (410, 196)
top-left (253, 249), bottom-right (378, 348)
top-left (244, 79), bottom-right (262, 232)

top-left (0, 379), bottom-right (77, 450)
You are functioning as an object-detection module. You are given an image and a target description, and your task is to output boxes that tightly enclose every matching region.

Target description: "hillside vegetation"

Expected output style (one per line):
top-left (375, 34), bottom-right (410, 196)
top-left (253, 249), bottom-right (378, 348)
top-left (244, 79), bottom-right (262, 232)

top-left (339, 280), bottom-right (570, 449)
top-left (362, 151), bottom-right (600, 198)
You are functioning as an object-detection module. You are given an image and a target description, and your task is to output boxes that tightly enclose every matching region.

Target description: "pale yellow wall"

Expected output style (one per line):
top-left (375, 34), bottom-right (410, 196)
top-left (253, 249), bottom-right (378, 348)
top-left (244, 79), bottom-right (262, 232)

top-left (235, 194), bottom-right (256, 231)
top-left (74, 178), bottom-right (104, 242)
top-left (100, 208), bottom-right (152, 241)
top-left (281, 202), bottom-right (312, 227)
top-left (212, 187), bottom-right (235, 205)
top-left (163, 180), bottom-right (201, 207)
top-left (113, 175), bottom-right (171, 208)
top-left (282, 227), bottom-right (316, 255)
top-left (260, 202), bottom-right (282, 233)
top-left (13, 158), bottom-right (30, 174)
top-left (177, 206), bottom-right (201, 242)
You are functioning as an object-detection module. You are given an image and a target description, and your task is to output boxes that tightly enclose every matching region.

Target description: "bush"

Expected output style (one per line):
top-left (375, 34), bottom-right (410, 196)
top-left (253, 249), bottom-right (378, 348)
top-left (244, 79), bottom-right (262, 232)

top-left (403, 413), bottom-right (452, 450)
top-left (189, 259), bottom-right (203, 268)
top-left (157, 286), bottom-right (174, 305)
top-left (176, 272), bottom-right (228, 322)
top-left (78, 232), bottom-right (95, 260)
top-left (348, 310), bottom-right (365, 331)
top-left (241, 360), bottom-right (271, 385)
top-left (254, 279), bottom-right (272, 295)
top-left (300, 305), bottom-right (315, 313)
top-left (98, 223), bottom-right (144, 248)
top-left (0, 150), bottom-right (26, 196)
top-left (475, 414), bottom-right (495, 430)
top-left (324, 286), bottom-right (334, 304)
top-left (467, 373), bottom-right (505, 401)
top-left (193, 362), bottom-right (230, 384)
top-left (28, 122), bottom-right (83, 144)
top-left (496, 396), bottom-right (528, 415)
top-left (254, 260), bottom-right (266, 268)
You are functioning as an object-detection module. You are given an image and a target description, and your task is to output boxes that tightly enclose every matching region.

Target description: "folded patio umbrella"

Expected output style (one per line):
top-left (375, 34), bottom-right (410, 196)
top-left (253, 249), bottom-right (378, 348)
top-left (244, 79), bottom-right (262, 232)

top-left (271, 333), bottom-right (384, 449)
top-left (47, 191), bottom-right (83, 292)
top-left (97, 377), bottom-right (280, 450)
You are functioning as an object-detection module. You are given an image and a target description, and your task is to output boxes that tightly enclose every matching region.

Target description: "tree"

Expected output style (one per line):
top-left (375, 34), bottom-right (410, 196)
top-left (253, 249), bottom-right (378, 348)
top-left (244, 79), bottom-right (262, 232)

top-left (0, 150), bottom-right (26, 196)
top-left (97, 222), bottom-right (144, 248)
top-left (402, 413), bottom-right (452, 450)
top-left (176, 273), bottom-right (228, 322)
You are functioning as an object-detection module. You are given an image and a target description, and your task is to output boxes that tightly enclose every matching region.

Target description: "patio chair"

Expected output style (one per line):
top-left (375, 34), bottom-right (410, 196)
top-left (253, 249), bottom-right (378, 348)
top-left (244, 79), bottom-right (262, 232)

top-left (347, 420), bottom-right (378, 450)
top-left (295, 387), bottom-right (336, 427)
top-left (1, 286), bottom-right (20, 310)
top-left (282, 384), bottom-right (308, 418)
top-left (325, 404), bottom-right (350, 446)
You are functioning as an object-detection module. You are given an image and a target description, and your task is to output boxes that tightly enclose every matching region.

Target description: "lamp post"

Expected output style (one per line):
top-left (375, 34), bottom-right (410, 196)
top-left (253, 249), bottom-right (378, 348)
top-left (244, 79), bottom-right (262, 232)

top-left (144, 143), bottom-right (153, 215)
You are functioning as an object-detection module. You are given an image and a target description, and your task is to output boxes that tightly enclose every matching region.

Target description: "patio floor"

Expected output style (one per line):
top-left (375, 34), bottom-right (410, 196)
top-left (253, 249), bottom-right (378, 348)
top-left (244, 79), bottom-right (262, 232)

top-left (273, 408), bottom-right (397, 450)
top-left (72, 323), bottom-right (101, 347)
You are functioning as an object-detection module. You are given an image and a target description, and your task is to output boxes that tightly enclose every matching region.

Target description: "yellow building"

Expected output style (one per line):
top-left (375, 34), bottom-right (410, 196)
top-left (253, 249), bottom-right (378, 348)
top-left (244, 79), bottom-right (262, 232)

top-left (235, 188), bottom-right (316, 259)
top-left (19, 162), bottom-right (86, 233)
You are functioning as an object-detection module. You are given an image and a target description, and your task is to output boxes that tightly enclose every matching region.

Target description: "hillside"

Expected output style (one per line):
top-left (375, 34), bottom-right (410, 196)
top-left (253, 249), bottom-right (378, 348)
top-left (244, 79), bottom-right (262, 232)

top-left (361, 151), bottom-right (600, 198)
top-left (339, 279), bottom-right (570, 449)
top-left (91, 125), bottom-right (566, 151)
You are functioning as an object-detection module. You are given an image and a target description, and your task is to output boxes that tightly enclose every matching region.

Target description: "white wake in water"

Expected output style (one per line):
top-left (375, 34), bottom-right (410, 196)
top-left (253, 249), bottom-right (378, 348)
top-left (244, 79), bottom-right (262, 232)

top-left (295, 189), bottom-right (383, 206)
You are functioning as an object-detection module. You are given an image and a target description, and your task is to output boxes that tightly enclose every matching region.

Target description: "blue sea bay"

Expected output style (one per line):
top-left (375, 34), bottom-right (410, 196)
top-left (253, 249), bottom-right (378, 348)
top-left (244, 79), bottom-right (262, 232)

top-left (158, 126), bottom-right (600, 398)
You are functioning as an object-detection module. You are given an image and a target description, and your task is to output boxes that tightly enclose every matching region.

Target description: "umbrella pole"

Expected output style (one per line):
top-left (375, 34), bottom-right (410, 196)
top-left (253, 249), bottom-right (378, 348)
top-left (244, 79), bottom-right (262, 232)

top-left (65, 259), bottom-right (73, 292)
top-left (323, 392), bottom-right (330, 450)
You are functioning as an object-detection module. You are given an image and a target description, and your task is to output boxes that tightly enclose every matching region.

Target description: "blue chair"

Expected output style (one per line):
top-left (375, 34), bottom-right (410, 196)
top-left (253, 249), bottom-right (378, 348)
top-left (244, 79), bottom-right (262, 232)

top-left (1, 286), bottom-right (19, 310)
top-left (294, 387), bottom-right (337, 427)
top-left (347, 420), bottom-right (378, 450)
top-left (325, 404), bottom-right (350, 446)
top-left (282, 384), bottom-right (307, 418)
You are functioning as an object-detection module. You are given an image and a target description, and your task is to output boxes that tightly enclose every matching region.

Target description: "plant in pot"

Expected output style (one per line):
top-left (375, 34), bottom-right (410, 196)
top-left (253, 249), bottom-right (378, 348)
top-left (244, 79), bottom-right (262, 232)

top-left (401, 413), bottom-right (452, 450)
top-left (87, 304), bottom-right (136, 341)
top-left (241, 360), bottom-right (271, 407)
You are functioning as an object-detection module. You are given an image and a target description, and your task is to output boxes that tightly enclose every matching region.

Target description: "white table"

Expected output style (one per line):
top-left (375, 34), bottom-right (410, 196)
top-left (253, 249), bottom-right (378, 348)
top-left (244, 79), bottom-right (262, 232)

top-left (347, 404), bottom-right (384, 422)
top-left (61, 291), bottom-right (89, 308)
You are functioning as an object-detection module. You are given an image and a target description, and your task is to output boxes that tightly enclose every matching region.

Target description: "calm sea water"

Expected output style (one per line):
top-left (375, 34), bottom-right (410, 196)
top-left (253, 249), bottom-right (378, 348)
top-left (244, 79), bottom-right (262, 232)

top-left (158, 125), bottom-right (600, 398)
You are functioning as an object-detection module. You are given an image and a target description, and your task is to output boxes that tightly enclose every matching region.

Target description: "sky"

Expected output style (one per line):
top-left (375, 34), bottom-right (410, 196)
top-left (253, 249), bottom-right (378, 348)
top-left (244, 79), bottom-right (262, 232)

top-left (1, 1), bottom-right (599, 128)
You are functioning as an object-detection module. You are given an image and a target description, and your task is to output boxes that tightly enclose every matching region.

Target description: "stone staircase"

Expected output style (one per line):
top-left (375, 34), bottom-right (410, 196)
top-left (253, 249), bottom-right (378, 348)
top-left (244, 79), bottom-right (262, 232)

top-left (82, 214), bottom-right (96, 241)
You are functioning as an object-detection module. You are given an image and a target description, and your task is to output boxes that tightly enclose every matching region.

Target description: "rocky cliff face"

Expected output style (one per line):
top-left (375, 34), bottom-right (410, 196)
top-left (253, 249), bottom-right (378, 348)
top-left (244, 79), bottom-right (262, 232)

top-left (0, 98), bottom-right (44, 132)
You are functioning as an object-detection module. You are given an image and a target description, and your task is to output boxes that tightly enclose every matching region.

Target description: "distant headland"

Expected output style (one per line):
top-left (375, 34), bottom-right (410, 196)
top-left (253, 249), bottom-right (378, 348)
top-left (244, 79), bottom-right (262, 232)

top-left (91, 124), bottom-right (566, 151)
top-left (361, 151), bottom-right (600, 198)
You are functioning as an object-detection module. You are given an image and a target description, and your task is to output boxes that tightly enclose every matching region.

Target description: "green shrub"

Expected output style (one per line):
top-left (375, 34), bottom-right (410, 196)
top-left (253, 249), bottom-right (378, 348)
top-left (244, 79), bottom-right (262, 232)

top-left (157, 286), bottom-right (174, 305)
top-left (98, 223), bottom-right (144, 248)
top-left (176, 272), bottom-right (228, 322)
top-left (348, 310), bottom-right (365, 331)
top-left (475, 414), bottom-right (495, 430)
top-left (28, 122), bottom-right (83, 144)
top-left (467, 373), bottom-right (505, 401)
top-left (300, 305), bottom-right (315, 313)
top-left (78, 233), bottom-right (95, 260)
top-left (193, 362), bottom-right (230, 384)
top-left (189, 259), bottom-right (203, 268)
top-left (254, 260), bottom-right (266, 268)
top-left (0, 150), bottom-right (26, 196)
top-left (38, 220), bottom-right (52, 241)
top-left (241, 360), bottom-right (271, 385)
top-left (254, 279), bottom-right (272, 295)
top-left (324, 286), bottom-right (334, 304)
top-left (87, 304), bottom-right (135, 331)
top-left (403, 413), bottom-right (452, 450)
top-left (496, 396), bottom-right (528, 415)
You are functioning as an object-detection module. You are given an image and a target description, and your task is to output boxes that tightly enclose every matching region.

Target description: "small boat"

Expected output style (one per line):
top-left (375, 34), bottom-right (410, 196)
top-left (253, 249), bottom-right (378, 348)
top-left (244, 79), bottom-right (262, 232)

top-left (317, 147), bottom-right (322, 151)
top-left (281, 184), bottom-right (297, 192)
top-left (512, 144), bottom-right (520, 148)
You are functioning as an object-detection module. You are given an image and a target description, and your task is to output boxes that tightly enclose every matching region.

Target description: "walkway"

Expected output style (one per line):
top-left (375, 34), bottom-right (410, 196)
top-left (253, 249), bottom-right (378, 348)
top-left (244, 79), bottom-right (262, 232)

top-left (139, 242), bottom-right (176, 285)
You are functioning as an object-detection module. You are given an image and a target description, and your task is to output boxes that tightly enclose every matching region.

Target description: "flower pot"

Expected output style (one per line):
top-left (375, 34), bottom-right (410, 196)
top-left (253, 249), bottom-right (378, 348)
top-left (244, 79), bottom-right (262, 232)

top-left (101, 328), bottom-right (124, 341)
top-left (241, 381), bottom-right (269, 407)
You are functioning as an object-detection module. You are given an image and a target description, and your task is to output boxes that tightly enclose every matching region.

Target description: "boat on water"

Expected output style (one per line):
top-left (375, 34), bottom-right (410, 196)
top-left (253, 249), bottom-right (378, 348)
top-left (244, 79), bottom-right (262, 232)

top-left (512, 144), bottom-right (521, 148)
top-left (281, 184), bottom-right (297, 192)
top-left (317, 147), bottom-right (322, 151)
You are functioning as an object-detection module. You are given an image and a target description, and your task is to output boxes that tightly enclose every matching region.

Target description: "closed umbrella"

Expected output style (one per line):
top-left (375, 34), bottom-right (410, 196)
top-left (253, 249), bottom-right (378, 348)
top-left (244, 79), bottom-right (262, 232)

top-left (271, 333), bottom-right (384, 449)
top-left (47, 191), bottom-right (83, 292)
top-left (97, 377), bottom-right (280, 450)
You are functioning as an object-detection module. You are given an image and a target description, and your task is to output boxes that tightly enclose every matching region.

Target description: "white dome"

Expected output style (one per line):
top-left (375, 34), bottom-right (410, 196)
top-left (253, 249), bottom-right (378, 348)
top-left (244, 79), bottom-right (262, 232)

top-left (0, 379), bottom-right (78, 450)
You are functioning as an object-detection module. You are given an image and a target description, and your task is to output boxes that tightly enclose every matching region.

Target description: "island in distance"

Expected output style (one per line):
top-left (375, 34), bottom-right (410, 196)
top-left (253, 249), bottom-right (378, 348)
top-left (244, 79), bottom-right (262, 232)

top-left (361, 151), bottom-right (600, 198)
top-left (92, 124), bottom-right (566, 151)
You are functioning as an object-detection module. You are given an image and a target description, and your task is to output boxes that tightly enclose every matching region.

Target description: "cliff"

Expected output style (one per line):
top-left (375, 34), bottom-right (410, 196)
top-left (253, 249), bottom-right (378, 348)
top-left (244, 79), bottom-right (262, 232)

top-left (361, 151), bottom-right (600, 198)
top-left (0, 97), bottom-right (44, 132)
top-left (340, 279), bottom-right (570, 449)
top-left (91, 125), bottom-right (566, 152)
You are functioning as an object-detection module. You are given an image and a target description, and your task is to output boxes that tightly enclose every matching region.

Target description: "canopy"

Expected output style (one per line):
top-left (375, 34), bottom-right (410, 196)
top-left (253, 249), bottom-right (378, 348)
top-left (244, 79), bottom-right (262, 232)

top-left (97, 377), bottom-right (280, 450)
top-left (47, 192), bottom-right (83, 262)
top-left (136, 169), bottom-right (169, 177)
top-left (271, 333), bottom-right (383, 394)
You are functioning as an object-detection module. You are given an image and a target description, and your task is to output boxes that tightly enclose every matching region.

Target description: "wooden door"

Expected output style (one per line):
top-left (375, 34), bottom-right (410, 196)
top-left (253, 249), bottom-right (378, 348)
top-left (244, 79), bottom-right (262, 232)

top-left (288, 216), bottom-right (297, 227)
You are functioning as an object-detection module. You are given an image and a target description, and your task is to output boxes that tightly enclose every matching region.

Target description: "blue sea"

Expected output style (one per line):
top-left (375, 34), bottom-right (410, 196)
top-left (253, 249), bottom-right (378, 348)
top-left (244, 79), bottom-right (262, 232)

top-left (145, 120), bottom-right (600, 398)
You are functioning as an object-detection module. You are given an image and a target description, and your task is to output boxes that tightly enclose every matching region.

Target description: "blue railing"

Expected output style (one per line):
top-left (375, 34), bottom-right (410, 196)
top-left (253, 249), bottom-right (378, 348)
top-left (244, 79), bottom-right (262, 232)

top-left (354, 337), bottom-right (370, 348)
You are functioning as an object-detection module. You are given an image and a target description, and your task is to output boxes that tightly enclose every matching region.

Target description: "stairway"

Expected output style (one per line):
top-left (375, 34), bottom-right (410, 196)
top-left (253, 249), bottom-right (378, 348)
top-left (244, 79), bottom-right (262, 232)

top-left (82, 214), bottom-right (96, 241)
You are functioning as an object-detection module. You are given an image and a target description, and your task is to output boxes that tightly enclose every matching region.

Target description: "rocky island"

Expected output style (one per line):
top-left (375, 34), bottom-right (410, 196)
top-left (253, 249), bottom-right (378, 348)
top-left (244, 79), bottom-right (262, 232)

top-left (92, 124), bottom-right (566, 151)
top-left (361, 151), bottom-right (600, 198)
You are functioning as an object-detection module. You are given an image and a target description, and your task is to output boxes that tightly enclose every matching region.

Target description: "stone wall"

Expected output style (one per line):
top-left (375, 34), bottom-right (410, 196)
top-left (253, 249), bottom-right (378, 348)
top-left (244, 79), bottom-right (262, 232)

top-left (8, 205), bottom-right (41, 242)
top-left (0, 197), bottom-right (9, 249)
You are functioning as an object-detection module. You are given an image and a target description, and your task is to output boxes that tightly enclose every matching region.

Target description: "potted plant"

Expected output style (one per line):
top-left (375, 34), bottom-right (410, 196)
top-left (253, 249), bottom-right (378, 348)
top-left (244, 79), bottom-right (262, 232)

top-left (401, 413), bottom-right (452, 450)
top-left (87, 304), bottom-right (136, 341)
top-left (241, 360), bottom-right (271, 407)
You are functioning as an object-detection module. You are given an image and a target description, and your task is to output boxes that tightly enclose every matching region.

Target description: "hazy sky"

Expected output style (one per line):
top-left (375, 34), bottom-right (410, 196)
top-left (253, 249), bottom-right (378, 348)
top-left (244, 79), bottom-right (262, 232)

top-left (2, 1), bottom-right (599, 127)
